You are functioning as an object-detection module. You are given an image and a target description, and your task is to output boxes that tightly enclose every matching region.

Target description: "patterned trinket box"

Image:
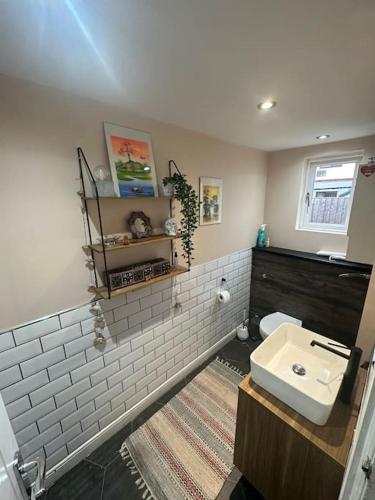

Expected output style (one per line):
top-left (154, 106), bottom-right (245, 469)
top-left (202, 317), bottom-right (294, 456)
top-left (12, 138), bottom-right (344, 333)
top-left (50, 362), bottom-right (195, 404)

top-left (106, 258), bottom-right (171, 291)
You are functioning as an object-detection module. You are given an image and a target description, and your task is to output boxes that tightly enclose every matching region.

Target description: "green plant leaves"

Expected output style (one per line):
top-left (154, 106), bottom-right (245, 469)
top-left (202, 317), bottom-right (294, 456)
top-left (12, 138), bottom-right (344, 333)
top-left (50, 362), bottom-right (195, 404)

top-left (163, 173), bottom-right (199, 267)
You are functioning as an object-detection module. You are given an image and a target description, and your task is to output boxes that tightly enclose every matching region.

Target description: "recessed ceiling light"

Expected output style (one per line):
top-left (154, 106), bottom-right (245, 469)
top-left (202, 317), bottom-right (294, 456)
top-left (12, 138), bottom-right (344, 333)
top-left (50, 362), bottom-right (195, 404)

top-left (257, 100), bottom-right (276, 110)
top-left (316, 134), bottom-right (330, 140)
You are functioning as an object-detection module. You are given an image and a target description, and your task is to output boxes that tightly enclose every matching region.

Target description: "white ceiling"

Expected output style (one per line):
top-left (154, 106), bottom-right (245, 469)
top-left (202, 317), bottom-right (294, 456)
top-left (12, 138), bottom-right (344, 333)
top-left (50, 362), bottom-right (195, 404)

top-left (1, 0), bottom-right (375, 151)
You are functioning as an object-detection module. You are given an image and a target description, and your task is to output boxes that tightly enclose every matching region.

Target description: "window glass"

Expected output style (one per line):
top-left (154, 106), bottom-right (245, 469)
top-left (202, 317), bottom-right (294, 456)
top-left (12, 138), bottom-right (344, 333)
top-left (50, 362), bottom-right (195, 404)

top-left (308, 162), bottom-right (356, 226)
top-left (298, 157), bottom-right (360, 233)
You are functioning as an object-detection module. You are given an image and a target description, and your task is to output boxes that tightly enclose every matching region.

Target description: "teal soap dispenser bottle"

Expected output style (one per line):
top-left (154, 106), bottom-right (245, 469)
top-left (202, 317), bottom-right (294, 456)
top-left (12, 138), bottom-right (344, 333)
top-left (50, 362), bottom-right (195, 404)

top-left (257, 224), bottom-right (267, 248)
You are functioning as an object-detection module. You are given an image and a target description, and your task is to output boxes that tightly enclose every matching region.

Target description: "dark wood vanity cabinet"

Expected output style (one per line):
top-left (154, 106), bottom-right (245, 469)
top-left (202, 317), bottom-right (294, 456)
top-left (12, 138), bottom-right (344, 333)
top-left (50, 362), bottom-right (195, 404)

top-left (250, 247), bottom-right (371, 346)
top-left (234, 371), bottom-right (366, 500)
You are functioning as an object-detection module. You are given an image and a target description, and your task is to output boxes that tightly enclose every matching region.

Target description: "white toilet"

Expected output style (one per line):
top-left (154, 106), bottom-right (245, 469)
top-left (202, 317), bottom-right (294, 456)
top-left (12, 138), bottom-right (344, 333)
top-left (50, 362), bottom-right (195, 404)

top-left (259, 312), bottom-right (302, 340)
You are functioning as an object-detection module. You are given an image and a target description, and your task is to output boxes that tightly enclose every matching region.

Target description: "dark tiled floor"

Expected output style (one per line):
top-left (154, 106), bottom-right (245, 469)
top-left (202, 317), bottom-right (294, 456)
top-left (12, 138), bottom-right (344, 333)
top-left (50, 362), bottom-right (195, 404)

top-left (229, 476), bottom-right (264, 500)
top-left (46, 337), bottom-right (263, 500)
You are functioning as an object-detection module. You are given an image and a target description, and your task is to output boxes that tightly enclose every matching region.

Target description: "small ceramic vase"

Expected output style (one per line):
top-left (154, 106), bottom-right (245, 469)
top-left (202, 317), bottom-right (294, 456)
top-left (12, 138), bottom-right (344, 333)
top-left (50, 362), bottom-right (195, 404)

top-left (164, 217), bottom-right (177, 236)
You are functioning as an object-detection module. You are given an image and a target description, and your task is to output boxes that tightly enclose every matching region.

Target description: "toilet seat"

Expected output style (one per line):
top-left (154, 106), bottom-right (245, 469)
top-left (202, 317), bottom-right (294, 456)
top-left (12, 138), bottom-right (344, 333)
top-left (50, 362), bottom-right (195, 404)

top-left (259, 312), bottom-right (302, 340)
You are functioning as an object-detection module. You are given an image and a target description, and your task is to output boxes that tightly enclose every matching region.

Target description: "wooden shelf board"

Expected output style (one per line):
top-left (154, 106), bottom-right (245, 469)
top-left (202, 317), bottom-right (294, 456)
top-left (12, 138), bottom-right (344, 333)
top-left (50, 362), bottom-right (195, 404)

top-left (89, 234), bottom-right (180, 253)
top-left (93, 266), bottom-right (188, 299)
top-left (84, 196), bottom-right (172, 200)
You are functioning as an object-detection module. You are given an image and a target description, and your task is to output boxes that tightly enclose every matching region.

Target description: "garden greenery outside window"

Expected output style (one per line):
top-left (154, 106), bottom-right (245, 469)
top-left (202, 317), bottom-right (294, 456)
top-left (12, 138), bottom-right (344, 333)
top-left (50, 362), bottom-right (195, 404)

top-left (297, 155), bottom-right (361, 234)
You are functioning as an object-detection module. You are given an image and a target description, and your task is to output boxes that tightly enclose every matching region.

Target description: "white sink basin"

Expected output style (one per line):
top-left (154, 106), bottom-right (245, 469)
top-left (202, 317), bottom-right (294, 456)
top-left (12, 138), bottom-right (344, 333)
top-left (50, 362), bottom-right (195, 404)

top-left (250, 323), bottom-right (348, 425)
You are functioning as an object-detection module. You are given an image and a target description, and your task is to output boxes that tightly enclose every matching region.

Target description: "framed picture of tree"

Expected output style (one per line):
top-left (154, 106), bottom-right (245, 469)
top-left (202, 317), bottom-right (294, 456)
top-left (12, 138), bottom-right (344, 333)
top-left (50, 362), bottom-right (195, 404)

top-left (199, 177), bottom-right (223, 225)
top-left (104, 123), bottom-right (158, 197)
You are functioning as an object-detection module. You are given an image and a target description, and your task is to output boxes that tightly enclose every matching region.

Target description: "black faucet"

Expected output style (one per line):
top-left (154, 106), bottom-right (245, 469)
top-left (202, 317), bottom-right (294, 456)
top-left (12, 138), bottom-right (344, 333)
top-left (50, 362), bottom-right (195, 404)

top-left (310, 340), bottom-right (362, 404)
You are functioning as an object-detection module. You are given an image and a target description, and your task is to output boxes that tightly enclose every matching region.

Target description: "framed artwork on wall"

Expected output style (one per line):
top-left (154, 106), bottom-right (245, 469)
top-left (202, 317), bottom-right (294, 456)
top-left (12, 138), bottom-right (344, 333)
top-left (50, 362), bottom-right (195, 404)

top-left (199, 177), bottom-right (223, 225)
top-left (104, 122), bottom-right (158, 197)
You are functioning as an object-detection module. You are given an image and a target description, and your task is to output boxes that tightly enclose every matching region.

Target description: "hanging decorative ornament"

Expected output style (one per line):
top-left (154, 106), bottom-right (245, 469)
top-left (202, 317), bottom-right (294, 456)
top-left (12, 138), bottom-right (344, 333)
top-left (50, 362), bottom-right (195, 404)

top-left (360, 157), bottom-right (375, 178)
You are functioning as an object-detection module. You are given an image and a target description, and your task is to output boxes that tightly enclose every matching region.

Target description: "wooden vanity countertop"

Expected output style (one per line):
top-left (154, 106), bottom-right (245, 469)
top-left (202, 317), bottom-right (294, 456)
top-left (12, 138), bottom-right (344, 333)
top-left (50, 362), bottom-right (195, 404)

top-left (239, 367), bottom-right (367, 468)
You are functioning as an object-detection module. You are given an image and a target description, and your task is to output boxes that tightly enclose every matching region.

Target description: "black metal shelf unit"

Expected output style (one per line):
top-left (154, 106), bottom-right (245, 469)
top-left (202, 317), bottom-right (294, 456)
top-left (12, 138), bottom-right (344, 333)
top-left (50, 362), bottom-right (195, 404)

top-left (77, 147), bottom-right (188, 299)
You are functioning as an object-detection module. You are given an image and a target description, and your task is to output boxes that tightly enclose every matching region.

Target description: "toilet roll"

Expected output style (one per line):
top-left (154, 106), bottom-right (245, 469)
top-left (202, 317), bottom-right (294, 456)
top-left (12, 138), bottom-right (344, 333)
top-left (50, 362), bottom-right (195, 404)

top-left (217, 290), bottom-right (231, 304)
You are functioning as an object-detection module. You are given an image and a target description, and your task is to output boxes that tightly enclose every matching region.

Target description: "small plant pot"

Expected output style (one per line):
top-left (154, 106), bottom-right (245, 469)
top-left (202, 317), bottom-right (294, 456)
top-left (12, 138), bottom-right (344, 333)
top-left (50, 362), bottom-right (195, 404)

top-left (160, 182), bottom-right (174, 197)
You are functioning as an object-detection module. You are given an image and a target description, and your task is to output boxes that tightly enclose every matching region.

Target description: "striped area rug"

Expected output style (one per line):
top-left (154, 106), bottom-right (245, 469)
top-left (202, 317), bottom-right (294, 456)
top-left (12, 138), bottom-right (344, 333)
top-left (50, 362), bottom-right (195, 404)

top-left (120, 358), bottom-right (243, 500)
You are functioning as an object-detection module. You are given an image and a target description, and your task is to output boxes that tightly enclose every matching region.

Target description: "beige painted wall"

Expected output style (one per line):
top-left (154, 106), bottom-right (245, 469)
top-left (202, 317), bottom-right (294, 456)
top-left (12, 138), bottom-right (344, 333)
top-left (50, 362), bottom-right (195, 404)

top-left (347, 165), bottom-right (375, 264)
top-left (0, 75), bottom-right (267, 330)
top-left (265, 135), bottom-right (375, 256)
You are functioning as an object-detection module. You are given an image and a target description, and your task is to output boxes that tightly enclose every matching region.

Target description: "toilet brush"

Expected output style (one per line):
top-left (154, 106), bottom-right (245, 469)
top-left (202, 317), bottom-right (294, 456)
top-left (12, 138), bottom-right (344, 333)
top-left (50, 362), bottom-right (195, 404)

top-left (236, 309), bottom-right (249, 340)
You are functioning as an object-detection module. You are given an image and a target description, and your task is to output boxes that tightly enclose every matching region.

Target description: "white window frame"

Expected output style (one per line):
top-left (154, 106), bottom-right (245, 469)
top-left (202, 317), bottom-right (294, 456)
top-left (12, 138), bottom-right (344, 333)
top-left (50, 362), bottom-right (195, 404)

top-left (296, 153), bottom-right (362, 234)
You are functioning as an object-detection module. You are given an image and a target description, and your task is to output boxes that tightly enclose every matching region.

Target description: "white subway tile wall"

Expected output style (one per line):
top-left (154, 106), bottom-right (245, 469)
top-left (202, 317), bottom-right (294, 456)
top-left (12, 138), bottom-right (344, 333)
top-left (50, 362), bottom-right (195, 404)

top-left (0, 249), bottom-right (251, 470)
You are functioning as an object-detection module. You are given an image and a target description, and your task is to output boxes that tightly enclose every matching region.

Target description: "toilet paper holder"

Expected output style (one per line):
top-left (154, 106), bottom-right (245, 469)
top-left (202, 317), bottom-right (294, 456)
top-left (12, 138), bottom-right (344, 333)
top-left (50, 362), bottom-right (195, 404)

top-left (220, 278), bottom-right (227, 290)
top-left (217, 278), bottom-right (231, 304)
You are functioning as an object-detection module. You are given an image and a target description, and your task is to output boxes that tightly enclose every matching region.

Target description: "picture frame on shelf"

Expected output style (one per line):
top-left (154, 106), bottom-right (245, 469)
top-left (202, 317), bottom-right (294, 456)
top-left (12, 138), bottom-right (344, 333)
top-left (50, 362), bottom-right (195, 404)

top-left (199, 177), bottom-right (223, 225)
top-left (104, 122), bottom-right (158, 198)
top-left (128, 211), bottom-right (153, 239)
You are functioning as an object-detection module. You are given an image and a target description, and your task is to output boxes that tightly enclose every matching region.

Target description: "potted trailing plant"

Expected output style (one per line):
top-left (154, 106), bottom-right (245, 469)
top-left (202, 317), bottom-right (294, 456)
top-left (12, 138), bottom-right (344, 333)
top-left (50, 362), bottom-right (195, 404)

top-left (162, 170), bottom-right (199, 268)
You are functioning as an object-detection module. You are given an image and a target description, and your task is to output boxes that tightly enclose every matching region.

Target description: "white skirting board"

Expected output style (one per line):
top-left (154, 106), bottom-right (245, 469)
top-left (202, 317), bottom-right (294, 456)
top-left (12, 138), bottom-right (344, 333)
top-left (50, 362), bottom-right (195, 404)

top-left (46, 327), bottom-right (238, 487)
